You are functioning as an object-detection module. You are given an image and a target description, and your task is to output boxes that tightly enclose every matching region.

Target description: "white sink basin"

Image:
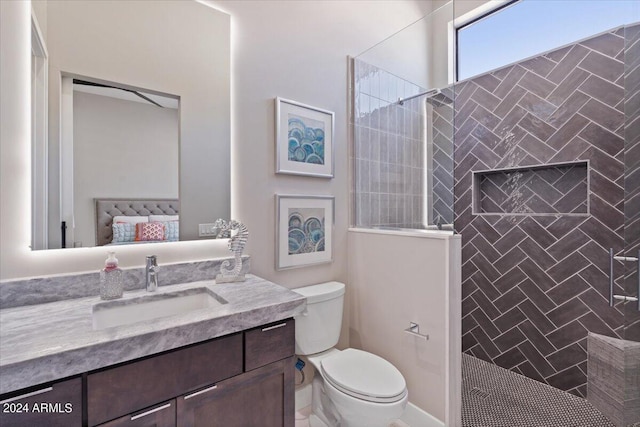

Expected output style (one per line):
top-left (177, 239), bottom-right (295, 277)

top-left (92, 287), bottom-right (227, 330)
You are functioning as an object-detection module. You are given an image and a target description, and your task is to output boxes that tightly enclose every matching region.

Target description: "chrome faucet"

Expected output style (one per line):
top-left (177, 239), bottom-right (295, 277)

top-left (145, 255), bottom-right (159, 292)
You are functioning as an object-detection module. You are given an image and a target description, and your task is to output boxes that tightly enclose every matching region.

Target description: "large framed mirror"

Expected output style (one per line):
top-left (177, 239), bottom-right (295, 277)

top-left (30, 0), bottom-right (230, 250)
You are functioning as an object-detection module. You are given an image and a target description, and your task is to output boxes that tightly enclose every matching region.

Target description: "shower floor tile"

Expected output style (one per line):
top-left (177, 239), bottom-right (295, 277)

top-left (462, 353), bottom-right (615, 427)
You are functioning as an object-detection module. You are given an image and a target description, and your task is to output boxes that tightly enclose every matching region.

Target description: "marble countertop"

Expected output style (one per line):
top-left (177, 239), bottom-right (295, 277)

top-left (0, 275), bottom-right (306, 395)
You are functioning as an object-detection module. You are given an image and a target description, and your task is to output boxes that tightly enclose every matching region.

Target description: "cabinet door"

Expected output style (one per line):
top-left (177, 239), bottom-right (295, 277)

top-left (0, 377), bottom-right (82, 427)
top-left (88, 333), bottom-right (242, 426)
top-left (177, 356), bottom-right (294, 427)
top-left (97, 400), bottom-right (175, 427)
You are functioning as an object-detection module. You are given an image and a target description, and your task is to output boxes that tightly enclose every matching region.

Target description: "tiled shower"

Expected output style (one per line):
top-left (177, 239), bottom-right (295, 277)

top-left (352, 2), bottom-right (640, 425)
top-left (456, 26), bottom-right (634, 396)
top-left (455, 20), bottom-right (640, 405)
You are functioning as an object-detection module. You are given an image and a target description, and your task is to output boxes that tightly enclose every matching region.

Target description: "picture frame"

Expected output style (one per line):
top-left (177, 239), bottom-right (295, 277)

top-left (275, 97), bottom-right (334, 178)
top-left (276, 194), bottom-right (334, 270)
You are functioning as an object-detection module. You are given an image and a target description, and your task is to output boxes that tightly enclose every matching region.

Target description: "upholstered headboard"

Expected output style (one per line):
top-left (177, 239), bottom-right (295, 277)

top-left (95, 198), bottom-right (180, 246)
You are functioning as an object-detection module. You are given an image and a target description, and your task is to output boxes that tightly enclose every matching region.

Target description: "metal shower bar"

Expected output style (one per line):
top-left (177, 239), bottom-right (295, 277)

top-left (608, 248), bottom-right (640, 311)
top-left (397, 88), bottom-right (441, 105)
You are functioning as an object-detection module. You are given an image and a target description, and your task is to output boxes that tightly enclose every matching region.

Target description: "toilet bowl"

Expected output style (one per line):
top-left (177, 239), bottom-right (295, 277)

top-left (294, 282), bottom-right (408, 427)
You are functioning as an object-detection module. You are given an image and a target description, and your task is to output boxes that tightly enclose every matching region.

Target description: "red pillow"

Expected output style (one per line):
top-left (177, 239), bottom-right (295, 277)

top-left (135, 222), bottom-right (166, 241)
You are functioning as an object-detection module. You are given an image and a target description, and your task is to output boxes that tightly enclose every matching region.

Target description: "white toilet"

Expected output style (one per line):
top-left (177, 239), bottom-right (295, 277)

top-left (294, 282), bottom-right (408, 427)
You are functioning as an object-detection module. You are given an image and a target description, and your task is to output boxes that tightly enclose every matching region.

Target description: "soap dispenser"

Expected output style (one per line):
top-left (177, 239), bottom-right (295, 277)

top-left (100, 251), bottom-right (123, 300)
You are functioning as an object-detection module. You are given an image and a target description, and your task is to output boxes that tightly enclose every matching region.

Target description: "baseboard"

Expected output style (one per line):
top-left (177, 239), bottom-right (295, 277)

top-left (398, 402), bottom-right (444, 427)
top-left (296, 389), bottom-right (443, 427)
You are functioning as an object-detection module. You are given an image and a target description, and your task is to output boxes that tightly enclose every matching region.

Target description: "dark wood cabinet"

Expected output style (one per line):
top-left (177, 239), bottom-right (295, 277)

top-left (88, 333), bottom-right (242, 426)
top-left (97, 400), bottom-right (176, 427)
top-left (177, 356), bottom-right (294, 427)
top-left (244, 320), bottom-right (295, 371)
top-left (0, 377), bottom-right (82, 427)
top-left (1, 319), bottom-right (295, 427)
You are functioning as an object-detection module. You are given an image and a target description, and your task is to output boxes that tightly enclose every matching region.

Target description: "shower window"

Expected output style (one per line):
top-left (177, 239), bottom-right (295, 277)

top-left (456, 0), bottom-right (639, 81)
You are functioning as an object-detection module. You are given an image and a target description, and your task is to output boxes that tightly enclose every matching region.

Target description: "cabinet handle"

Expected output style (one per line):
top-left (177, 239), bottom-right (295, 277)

top-left (0, 387), bottom-right (53, 404)
top-left (262, 323), bottom-right (286, 332)
top-left (130, 403), bottom-right (171, 421)
top-left (184, 385), bottom-right (218, 400)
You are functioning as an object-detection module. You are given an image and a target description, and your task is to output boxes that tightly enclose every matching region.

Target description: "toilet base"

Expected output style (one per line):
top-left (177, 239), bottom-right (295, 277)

top-left (310, 374), bottom-right (408, 427)
top-left (308, 413), bottom-right (330, 427)
top-left (312, 376), bottom-right (342, 426)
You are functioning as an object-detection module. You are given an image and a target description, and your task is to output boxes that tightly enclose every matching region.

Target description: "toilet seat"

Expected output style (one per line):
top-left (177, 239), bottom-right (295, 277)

top-left (320, 348), bottom-right (407, 404)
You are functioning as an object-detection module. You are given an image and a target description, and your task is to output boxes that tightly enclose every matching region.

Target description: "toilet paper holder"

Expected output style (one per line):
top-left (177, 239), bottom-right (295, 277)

top-left (404, 322), bottom-right (429, 340)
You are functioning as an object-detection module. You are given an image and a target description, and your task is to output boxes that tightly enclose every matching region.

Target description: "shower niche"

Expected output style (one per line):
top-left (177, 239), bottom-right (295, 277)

top-left (472, 161), bottom-right (589, 215)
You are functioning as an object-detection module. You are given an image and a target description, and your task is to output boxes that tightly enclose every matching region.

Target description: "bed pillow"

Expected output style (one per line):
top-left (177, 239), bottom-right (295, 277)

top-left (163, 221), bottom-right (179, 241)
top-left (112, 223), bottom-right (136, 243)
top-left (135, 222), bottom-right (166, 241)
top-left (113, 215), bottom-right (149, 224)
top-left (149, 214), bottom-right (179, 222)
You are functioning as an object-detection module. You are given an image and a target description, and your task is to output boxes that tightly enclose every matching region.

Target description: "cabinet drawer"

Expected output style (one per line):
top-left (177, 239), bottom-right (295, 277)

top-left (244, 319), bottom-right (295, 371)
top-left (0, 377), bottom-right (82, 427)
top-left (88, 333), bottom-right (242, 426)
top-left (97, 400), bottom-right (176, 427)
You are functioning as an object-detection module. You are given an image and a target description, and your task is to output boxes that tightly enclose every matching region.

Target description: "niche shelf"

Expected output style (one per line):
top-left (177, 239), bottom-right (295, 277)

top-left (472, 161), bottom-right (589, 216)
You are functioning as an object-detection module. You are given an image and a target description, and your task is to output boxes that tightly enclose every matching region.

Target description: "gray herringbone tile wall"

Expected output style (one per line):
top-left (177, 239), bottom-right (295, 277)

top-left (623, 23), bottom-right (640, 341)
top-left (353, 59), bottom-right (426, 228)
top-left (430, 91), bottom-right (455, 225)
top-left (453, 27), bottom-right (630, 397)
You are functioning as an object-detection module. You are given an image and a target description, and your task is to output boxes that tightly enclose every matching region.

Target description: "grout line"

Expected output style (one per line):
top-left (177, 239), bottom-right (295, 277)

top-left (513, 358), bottom-right (548, 383)
top-left (545, 236), bottom-right (592, 267)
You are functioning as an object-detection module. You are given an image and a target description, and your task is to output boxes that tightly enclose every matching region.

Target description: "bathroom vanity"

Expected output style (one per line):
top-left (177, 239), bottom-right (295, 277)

top-left (0, 275), bottom-right (304, 426)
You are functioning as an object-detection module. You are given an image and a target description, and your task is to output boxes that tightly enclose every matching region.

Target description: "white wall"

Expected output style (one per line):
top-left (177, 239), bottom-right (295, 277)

top-left (354, 0), bottom-right (453, 91)
top-left (348, 229), bottom-right (461, 425)
top-left (73, 92), bottom-right (179, 247)
top-left (31, 0), bottom-right (47, 41)
top-left (356, 15), bottom-right (432, 89)
top-left (211, 0), bottom-right (435, 289)
top-left (427, 1), bottom-right (455, 89)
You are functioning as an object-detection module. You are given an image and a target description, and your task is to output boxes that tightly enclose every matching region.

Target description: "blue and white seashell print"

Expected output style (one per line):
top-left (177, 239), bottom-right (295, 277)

top-left (288, 114), bottom-right (325, 165)
top-left (288, 208), bottom-right (325, 255)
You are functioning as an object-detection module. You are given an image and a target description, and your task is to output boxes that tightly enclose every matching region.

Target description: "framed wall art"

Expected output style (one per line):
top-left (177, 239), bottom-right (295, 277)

top-left (276, 194), bottom-right (334, 270)
top-left (275, 97), bottom-right (334, 178)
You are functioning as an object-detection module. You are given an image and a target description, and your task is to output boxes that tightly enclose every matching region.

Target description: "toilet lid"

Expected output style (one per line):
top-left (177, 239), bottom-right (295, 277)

top-left (321, 349), bottom-right (406, 403)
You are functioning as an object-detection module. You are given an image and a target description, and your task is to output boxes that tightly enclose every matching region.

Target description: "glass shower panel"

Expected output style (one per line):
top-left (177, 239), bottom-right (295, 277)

top-left (351, 2), bottom-right (455, 230)
top-left (624, 21), bottom-right (640, 342)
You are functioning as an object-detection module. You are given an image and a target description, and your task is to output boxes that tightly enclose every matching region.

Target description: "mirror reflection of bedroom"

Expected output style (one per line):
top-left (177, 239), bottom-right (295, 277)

top-left (72, 79), bottom-right (179, 248)
top-left (30, 0), bottom-right (231, 251)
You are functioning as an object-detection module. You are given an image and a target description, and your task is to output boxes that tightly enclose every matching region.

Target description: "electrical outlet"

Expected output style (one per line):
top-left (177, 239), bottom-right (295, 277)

top-left (198, 223), bottom-right (218, 237)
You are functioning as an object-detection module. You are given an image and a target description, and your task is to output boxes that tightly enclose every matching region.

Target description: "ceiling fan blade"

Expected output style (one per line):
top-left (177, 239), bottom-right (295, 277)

top-left (73, 79), bottom-right (163, 108)
top-left (130, 91), bottom-right (163, 108)
top-left (73, 79), bottom-right (111, 89)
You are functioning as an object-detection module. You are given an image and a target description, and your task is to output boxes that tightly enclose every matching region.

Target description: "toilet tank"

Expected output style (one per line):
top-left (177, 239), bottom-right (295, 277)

top-left (293, 282), bottom-right (345, 355)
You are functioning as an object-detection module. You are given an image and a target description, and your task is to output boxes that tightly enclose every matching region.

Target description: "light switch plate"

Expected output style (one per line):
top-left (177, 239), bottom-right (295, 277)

top-left (198, 223), bottom-right (218, 237)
